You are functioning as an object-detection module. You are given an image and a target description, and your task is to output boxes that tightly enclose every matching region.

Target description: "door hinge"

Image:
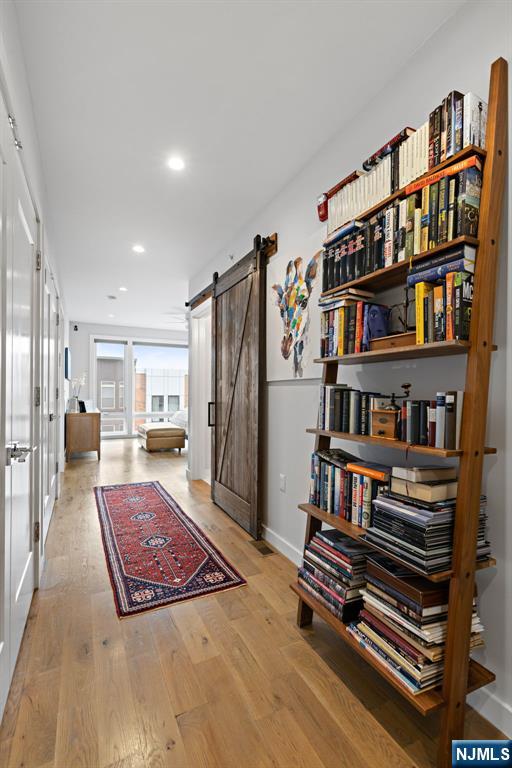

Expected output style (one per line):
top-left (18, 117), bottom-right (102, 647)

top-left (34, 521), bottom-right (40, 544)
top-left (56, 386), bottom-right (59, 401)
top-left (34, 386), bottom-right (41, 407)
top-left (55, 461), bottom-right (59, 474)
top-left (36, 251), bottom-right (42, 271)
top-left (56, 313), bottom-right (60, 326)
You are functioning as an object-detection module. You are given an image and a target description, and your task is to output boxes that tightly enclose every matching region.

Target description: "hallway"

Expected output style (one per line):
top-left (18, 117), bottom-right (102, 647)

top-left (0, 440), bottom-right (503, 768)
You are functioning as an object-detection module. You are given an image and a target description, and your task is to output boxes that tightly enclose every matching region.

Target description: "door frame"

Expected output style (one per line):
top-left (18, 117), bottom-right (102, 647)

top-left (188, 298), bottom-right (212, 483)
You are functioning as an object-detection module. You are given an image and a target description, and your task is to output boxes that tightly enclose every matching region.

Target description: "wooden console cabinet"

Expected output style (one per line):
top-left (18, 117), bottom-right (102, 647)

top-left (65, 411), bottom-right (101, 461)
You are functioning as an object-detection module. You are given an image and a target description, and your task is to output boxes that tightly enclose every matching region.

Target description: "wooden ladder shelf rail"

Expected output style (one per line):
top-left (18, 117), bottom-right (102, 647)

top-left (293, 57), bottom-right (508, 768)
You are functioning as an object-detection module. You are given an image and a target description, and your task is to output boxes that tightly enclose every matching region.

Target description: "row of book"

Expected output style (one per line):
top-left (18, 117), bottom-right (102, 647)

top-left (397, 392), bottom-right (464, 450)
top-left (363, 488), bottom-right (490, 576)
top-left (298, 529), bottom-right (371, 622)
top-left (317, 385), bottom-right (464, 450)
top-left (321, 155), bottom-right (482, 294)
top-left (347, 553), bottom-right (485, 695)
top-left (324, 91), bottom-right (487, 236)
top-left (319, 290), bottom-right (389, 357)
top-left (309, 448), bottom-right (389, 527)
top-left (414, 271), bottom-right (473, 344)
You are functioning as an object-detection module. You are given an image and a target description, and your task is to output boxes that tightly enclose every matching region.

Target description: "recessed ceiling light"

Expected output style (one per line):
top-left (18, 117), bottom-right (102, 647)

top-left (108, 314), bottom-right (115, 318)
top-left (167, 155), bottom-right (185, 171)
top-left (132, 244), bottom-right (145, 253)
top-left (119, 286), bottom-right (128, 292)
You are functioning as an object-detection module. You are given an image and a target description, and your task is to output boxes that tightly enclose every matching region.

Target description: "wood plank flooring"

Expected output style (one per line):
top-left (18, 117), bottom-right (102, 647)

top-left (0, 439), bottom-right (504, 768)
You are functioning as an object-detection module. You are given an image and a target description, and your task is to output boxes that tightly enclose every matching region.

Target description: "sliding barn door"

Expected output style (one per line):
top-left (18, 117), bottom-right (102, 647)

top-left (211, 236), bottom-right (267, 539)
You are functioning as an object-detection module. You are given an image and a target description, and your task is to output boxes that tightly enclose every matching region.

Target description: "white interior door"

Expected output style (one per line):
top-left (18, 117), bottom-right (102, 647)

top-left (7, 158), bottom-right (36, 677)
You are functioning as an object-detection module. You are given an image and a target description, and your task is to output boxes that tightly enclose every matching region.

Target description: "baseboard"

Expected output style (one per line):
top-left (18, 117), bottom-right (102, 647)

top-left (469, 688), bottom-right (512, 737)
top-left (261, 524), bottom-right (302, 566)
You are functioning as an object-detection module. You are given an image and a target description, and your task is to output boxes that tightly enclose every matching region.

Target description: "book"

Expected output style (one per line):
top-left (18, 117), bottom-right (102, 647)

top-left (420, 185), bottom-right (430, 253)
top-left (407, 245), bottom-right (476, 276)
top-left (390, 476), bottom-right (458, 503)
top-left (391, 466), bottom-right (457, 483)
top-left (405, 155), bottom-right (482, 196)
top-left (435, 393), bottom-right (446, 450)
top-left (397, 199), bottom-right (407, 262)
top-left (437, 177), bottom-right (449, 244)
top-left (405, 193), bottom-right (419, 260)
top-left (415, 282), bottom-right (434, 344)
top-left (453, 271), bottom-right (473, 340)
top-left (457, 164), bottom-right (482, 237)
top-left (433, 285), bottom-right (445, 341)
top-left (428, 182), bottom-right (439, 248)
top-left (384, 207), bottom-right (395, 268)
top-left (446, 91), bottom-right (464, 158)
top-left (447, 176), bottom-right (458, 241)
top-left (406, 256), bottom-right (475, 286)
top-left (445, 272), bottom-right (456, 340)
top-left (463, 93), bottom-right (488, 148)
top-left (444, 391), bottom-right (457, 451)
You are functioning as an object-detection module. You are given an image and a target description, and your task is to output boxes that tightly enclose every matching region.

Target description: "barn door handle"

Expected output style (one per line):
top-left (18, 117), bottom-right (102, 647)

top-left (207, 402), bottom-right (215, 427)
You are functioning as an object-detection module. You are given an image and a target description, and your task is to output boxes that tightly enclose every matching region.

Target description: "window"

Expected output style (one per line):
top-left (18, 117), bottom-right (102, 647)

top-left (118, 382), bottom-right (124, 410)
top-left (100, 381), bottom-right (116, 410)
top-left (152, 395), bottom-right (164, 412)
top-left (168, 395), bottom-right (180, 413)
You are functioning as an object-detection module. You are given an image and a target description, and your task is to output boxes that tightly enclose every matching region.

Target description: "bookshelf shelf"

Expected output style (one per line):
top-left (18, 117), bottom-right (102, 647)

top-left (315, 339), bottom-right (471, 365)
top-left (321, 235), bottom-right (479, 296)
top-left (305, 428), bottom-right (496, 457)
top-left (326, 144), bottom-right (486, 247)
top-left (290, 582), bottom-right (495, 716)
top-left (295, 59), bottom-right (507, 767)
top-left (298, 503), bottom-right (496, 582)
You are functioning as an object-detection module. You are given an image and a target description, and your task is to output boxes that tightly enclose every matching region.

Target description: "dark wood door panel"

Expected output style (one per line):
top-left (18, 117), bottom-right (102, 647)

top-left (211, 236), bottom-right (269, 539)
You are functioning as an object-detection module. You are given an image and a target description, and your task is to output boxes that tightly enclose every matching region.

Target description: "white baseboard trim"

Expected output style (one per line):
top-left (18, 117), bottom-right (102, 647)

top-left (261, 524), bottom-right (302, 566)
top-left (469, 688), bottom-right (512, 738)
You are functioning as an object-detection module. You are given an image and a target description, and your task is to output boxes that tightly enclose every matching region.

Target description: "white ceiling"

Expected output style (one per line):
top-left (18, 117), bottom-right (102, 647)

top-left (15, 0), bottom-right (464, 330)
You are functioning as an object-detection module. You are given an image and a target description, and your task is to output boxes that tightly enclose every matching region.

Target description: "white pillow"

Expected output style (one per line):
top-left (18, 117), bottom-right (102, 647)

top-left (170, 409), bottom-right (188, 430)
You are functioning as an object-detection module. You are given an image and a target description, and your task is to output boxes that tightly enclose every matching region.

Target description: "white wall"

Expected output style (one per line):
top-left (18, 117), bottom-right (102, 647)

top-left (190, 0), bottom-right (512, 734)
top-left (68, 321), bottom-right (188, 401)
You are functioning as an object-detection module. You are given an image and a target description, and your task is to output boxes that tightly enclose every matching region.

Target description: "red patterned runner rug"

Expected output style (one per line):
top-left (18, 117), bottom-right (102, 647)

top-left (94, 480), bottom-right (246, 617)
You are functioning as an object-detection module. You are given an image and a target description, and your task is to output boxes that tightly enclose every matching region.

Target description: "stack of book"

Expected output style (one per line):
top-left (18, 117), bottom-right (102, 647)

top-left (299, 529), bottom-right (372, 622)
top-left (409, 245), bottom-right (475, 344)
top-left (318, 385), bottom-right (393, 436)
top-left (309, 448), bottom-right (390, 527)
top-left (321, 154), bottom-right (482, 294)
top-left (363, 478), bottom-right (490, 575)
top-left (399, 391), bottom-right (464, 450)
top-left (319, 292), bottom-right (389, 357)
top-left (347, 553), bottom-right (485, 695)
top-left (322, 90), bottom-right (487, 239)
top-left (428, 91), bottom-right (487, 169)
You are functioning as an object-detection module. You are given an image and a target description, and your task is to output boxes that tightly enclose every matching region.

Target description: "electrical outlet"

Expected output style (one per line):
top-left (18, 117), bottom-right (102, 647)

top-left (279, 474), bottom-right (286, 493)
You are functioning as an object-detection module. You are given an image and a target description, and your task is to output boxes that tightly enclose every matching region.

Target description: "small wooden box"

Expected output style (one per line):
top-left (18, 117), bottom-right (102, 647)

top-left (370, 409), bottom-right (399, 440)
top-left (369, 331), bottom-right (416, 352)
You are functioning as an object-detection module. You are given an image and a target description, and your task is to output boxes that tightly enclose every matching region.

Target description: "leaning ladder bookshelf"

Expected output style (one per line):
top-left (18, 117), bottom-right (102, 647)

top-left (292, 58), bottom-right (508, 768)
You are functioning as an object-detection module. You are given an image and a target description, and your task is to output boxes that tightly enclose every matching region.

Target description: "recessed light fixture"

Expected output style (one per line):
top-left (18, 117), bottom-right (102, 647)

top-left (119, 286), bottom-right (128, 292)
top-left (132, 244), bottom-right (145, 254)
top-left (167, 155), bottom-right (185, 171)
top-left (108, 313), bottom-right (115, 318)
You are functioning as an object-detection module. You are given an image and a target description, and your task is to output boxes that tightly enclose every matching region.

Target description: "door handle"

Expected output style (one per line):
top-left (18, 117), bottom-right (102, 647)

top-left (49, 413), bottom-right (55, 422)
top-left (11, 445), bottom-right (33, 463)
top-left (207, 402), bottom-right (215, 427)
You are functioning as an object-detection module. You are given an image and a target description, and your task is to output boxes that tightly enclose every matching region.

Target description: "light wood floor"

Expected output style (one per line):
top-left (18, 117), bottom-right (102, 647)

top-left (0, 439), bottom-right (503, 768)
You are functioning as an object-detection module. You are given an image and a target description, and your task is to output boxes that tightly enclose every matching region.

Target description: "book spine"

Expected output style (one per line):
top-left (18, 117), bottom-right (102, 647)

top-left (435, 392), bottom-right (446, 449)
top-left (419, 401), bottom-right (428, 446)
top-left (428, 399), bottom-right (437, 447)
top-left (447, 176), bottom-right (458, 241)
top-left (444, 392), bottom-right (456, 451)
top-left (428, 181), bottom-right (439, 248)
top-left (437, 177), bottom-right (448, 244)
top-left (420, 185), bottom-right (430, 253)
top-left (355, 301), bottom-right (364, 354)
top-left (445, 272), bottom-right (455, 340)
top-left (406, 257), bottom-right (474, 286)
top-left (433, 285), bottom-right (445, 341)
top-left (384, 207), bottom-right (395, 267)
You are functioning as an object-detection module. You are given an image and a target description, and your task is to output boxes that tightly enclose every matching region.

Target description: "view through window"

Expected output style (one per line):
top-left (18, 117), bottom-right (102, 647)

top-left (133, 343), bottom-right (188, 432)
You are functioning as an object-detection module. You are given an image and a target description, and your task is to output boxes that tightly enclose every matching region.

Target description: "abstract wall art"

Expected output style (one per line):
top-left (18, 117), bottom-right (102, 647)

top-left (267, 248), bottom-right (321, 381)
